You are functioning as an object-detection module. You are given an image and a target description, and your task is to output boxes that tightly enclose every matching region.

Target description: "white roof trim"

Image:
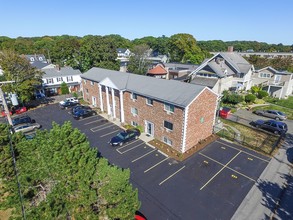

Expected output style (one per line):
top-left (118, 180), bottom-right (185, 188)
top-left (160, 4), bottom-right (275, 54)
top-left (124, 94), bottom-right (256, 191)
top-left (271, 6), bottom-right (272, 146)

top-left (99, 77), bottom-right (119, 90)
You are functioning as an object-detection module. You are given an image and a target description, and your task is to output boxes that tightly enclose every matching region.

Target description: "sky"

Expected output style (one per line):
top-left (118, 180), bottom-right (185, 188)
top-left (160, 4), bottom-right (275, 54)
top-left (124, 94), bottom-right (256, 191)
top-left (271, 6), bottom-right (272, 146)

top-left (0, 0), bottom-right (292, 45)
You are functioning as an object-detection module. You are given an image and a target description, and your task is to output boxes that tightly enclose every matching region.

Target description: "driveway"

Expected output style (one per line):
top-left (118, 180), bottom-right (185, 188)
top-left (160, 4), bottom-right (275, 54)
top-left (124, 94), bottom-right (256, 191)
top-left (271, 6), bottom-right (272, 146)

top-left (2, 104), bottom-right (272, 220)
top-left (231, 109), bottom-right (293, 134)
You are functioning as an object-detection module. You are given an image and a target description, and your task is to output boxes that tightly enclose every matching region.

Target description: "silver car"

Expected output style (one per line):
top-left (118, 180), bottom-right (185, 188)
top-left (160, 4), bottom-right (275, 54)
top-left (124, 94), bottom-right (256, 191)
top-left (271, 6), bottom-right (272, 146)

top-left (12, 123), bottom-right (41, 133)
top-left (254, 109), bottom-right (287, 121)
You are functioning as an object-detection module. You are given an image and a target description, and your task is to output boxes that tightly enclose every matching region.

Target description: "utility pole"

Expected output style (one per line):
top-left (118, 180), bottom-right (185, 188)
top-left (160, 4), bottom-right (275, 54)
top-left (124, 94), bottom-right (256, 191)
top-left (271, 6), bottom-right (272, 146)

top-left (0, 81), bottom-right (15, 126)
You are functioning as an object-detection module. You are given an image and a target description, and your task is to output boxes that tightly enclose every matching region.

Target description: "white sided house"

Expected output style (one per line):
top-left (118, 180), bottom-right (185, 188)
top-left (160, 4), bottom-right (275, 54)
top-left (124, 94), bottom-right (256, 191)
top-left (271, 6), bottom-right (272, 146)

top-left (188, 52), bottom-right (254, 95)
top-left (81, 67), bottom-right (218, 153)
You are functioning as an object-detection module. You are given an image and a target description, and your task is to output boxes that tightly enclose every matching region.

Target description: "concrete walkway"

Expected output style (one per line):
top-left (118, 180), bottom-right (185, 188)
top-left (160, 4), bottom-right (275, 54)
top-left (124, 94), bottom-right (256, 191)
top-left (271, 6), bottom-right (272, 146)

top-left (232, 133), bottom-right (293, 220)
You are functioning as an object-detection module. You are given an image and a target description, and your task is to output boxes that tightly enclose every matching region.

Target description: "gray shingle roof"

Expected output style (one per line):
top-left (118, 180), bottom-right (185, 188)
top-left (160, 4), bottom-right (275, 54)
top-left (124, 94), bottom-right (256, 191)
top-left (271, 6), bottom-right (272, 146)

top-left (43, 67), bottom-right (81, 78)
top-left (82, 67), bottom-right (210, 107)
top-left (190, 76), bottom-right (218, 88)
top-left (31, 61), bottom-right (51, 69)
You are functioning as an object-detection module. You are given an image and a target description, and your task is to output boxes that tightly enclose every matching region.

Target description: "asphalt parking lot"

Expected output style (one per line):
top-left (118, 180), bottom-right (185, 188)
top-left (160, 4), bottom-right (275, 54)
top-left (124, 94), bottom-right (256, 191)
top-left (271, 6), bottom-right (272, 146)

top-left (3, 104), bottom-right (272, 220)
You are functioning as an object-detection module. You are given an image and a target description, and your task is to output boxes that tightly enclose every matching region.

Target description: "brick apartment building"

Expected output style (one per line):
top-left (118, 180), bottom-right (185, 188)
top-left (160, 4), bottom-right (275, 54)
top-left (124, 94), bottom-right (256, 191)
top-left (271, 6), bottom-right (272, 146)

top-left (81, 67), bottom-right (218, 153)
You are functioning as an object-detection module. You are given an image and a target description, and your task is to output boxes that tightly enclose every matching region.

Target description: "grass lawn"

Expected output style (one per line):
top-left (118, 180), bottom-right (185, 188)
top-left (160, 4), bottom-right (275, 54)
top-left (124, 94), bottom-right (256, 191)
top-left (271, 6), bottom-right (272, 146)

top-left (252, 104), bottom-right (293, 120)
top-left (219, 119), bottom-right (280, 155)
top-left (265, 96), bottom-right (293, 109)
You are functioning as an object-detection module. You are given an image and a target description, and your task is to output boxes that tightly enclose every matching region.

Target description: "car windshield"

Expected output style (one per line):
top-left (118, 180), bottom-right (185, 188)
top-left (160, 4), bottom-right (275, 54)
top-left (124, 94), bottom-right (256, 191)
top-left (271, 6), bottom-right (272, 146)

top-left (277, 111), bottom-right (285, 116)
top-left (117, 132), bottom-right (127, 139)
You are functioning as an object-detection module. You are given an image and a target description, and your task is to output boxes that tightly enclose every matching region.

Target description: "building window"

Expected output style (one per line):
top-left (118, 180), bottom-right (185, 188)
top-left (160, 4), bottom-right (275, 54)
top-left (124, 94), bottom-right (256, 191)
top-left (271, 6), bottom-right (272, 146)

top-left (164, 120), bottom-right (173, 131)
top-left (83, 79), bottom-right (87, 84)
top-left (131, 92), bottom-right (137, 100)
top-left (146, 98), bottom-right (153, 106)
top-left (259, 73), bottom-right (271, 78)
top-left (131, 121), bottom-right (138, 127)
top-left (164, 103), bottom-right (174, 113)
top-left (131, 107), bottom-right (138, 116)
top-left (46, 78), bottom-right (54, 84)
top-left (56, 77), bottom-right (63, 82)
top-left (86, 89), bottom-right (89, 94)
top-left (163, 137), bottom-right (173, 146)
top-left (39, 57), bottom-right (43, 61)
top-left (67, 76), bottom-right (73, 82)
top-left (90, 81), bottom-right (94, 86)
top-left (30, 57), bottom-right (34, 62)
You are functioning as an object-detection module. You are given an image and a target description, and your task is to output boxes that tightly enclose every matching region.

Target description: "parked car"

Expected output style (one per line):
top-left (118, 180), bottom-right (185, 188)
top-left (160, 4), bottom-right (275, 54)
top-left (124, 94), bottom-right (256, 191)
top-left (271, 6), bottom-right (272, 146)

top-left (12, 115), bottom-right (36, 126)
top-left (1, 106), bottom-right (27, 116)
top-left (59, 97), bottom-right (79, 105)
top-left (71, 105), bottom-right (92, 114)
top-left (59, 101), bottom-right (79, 109)
top-left (253, 109), bottom-right (287, 121)
top-left (12, 123), bottom-right (41, 133)
top-left (250, 119), bottom-right (288, 135)
top-left (109, 128), bottom-right (141, 146)
top-left (219, 107), bottom-right (231, 119)
top-left (73, 108), bottom-right (97, 119)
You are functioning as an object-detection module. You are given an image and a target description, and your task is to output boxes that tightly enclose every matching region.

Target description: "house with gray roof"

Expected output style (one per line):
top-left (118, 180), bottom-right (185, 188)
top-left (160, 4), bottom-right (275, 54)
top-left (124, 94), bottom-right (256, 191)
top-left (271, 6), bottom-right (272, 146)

top-left (39, 66), bottom-right (82, 95)
top-left (81, 67), bottom-right (218, 153)
top-left (188, 52), bottom-right (254, 94)
top-left (252, 66), bottom-right (293, 99)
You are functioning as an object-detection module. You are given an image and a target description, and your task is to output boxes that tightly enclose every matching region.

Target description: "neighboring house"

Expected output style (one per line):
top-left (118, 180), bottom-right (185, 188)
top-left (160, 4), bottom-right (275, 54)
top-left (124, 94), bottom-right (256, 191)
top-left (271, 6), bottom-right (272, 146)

top-left (146, 64), bottom-right (168, 79)
top-left (39, 66), bottom-right (82, 95)
top-left (117, 48), bottom-right (131, 58)
top-left (23, 54), bottom-right (55, 70)
top-left (252, 66), bottom-right (293, 98)
top-left (188, 52), bottom-right (254, 94)
top-left (237, 52), bottom-right (293, 59)
top-left (146, 55), bottom-right (168, 65)
top-left (81, 67), bottom-right (218, 153)
top-left (165, 63), bottom-right (198, 80)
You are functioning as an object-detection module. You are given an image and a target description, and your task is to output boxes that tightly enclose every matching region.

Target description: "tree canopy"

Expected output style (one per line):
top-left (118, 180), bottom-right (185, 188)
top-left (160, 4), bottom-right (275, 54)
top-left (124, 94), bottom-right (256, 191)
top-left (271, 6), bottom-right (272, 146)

top-left (0, 122), bottom-right (140, 219)
top-left (0, 50), bottom-right (43, 103)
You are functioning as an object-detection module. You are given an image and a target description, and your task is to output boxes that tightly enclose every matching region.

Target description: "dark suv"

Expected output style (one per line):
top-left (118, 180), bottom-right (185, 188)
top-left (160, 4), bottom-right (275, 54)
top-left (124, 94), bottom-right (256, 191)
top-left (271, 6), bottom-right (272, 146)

top-left (251, 119), bottom-right (288, 135)
top-left (12, 115), bottom-right (36, 126)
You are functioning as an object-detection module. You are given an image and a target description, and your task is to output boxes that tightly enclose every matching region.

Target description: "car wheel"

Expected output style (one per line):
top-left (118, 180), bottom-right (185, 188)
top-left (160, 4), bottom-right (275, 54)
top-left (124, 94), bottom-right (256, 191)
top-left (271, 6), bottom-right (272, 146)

top-left (119, 142), bottom-right (123, 146)
top-left (257, 113), bottom-right (262, 116)
top-left (80, 116), bottom-right (83, 119)
top-left (93, 112), bottom-right (97, 115)
top-left (275, 117), bottom-right (280, 121)
top-left (274, 130), bottom-right (279, 135)
top-left (255, 125), bottom-right (260, 128)
top-left (65, 107), bottom-right (68, 110)
top-left (135, 135), bottom-right (138, 140)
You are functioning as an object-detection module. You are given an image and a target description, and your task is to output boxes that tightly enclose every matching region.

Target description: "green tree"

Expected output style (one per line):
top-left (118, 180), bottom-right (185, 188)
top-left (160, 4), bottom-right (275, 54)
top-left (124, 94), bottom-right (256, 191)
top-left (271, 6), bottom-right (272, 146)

top-left (245, 94), bottom-right (256, 103)
top-left (0, 122), bottom-right (140, 219)
top-left (257, 90), bottom-right (269, 99)
top-left (60, 82), bottom-right (69, 94)
top-left (127, 44), bottom-right (151, 74)
top-left (0, 50), bottom-right (43, 103)
top-left (168, 33), bottom-right (205, 64)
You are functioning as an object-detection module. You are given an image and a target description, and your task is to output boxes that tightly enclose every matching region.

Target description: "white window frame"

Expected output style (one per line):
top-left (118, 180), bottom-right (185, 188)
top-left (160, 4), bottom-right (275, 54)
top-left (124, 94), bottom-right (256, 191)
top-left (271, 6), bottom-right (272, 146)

top-left (56, 77), bottom-right (63, 82)
top-left (83, 79), bottom-right (87, 84)
top-left (163, 136), bottom-right (173, 146)
top-left (164, 103), bottom-right (174, 113)
top-left (131, 121), bottom-right (138, 127)
top-left (163, 120), bottom-right (173, 131)
top-left (131, 92), bottom-right (137, 101)
top-left (67, 76), bottom-right (73, 82)
top-left (146, 98), bottom-right (153, 106)
top-left (131, 107), bottom-right (138, 116)
top-left (90, 81), bottom-right (94, 86)
top-left (46, 78), bottom-right (54, 84)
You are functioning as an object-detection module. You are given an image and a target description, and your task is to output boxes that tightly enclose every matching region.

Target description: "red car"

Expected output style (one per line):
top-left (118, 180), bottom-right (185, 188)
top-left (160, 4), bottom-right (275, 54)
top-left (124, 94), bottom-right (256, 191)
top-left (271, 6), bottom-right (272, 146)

top-left (1, 106), bottom-right (27, 117)
top-left (219, 107), bottom-right (231, 119)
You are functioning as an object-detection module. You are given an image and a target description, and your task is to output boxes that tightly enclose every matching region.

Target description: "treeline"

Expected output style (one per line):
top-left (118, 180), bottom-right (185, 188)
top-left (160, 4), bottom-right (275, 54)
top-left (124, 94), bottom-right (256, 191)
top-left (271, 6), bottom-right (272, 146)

top-left (197, 40), bottom-right (293, 53)
top-left (0, 35), bottom-right (292, 73)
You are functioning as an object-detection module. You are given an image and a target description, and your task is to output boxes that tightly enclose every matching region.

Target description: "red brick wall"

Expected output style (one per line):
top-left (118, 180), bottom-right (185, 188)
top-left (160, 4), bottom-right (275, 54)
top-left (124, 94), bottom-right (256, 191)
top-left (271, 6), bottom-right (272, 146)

top-left (82, 80), bottom-right (99, 105)
top-left (184, 88), bottom-right (217, 151)
top-left (123, 91), bottom-right (184, 152)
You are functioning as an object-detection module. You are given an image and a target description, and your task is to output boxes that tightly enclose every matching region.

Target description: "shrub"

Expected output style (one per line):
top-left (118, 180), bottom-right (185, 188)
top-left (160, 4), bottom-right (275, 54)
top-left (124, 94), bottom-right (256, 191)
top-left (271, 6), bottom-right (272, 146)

top-left (257, 90), bottom-right (269, 99)
top-left (72, 92), bottom-right (78, 98)
top-left (245, 94), bottom-right (256, 103)
top-left (254, 98), bottom-right (266, 104)
top-left (251, 86), bottom-right (261, 94)
top-left (60, 82), bottom-right (69, 94)
top-left (222, 92), bottom-right (243, 105)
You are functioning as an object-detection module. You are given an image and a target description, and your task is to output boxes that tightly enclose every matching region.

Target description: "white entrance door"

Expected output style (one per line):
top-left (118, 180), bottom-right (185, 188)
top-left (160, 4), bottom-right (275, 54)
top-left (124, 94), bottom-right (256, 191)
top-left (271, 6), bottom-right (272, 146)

top-left (145, 121), bottom-right (154, 137)
top-left (92, 96), bottom-right (97, 107)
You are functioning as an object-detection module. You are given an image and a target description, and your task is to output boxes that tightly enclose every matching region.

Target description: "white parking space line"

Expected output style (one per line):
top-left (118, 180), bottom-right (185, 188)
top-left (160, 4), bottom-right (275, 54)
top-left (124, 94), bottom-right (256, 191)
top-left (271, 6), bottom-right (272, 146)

top-left (116, 140), bottom-right (140, 151)
top-left (91, 124), bottom-right (116, 132)
top-left (199, 152), bottom-right (256, 182)
top-left (84, 118), bottom-right (104, 125)
top-left (216, 140), bottom-right (270, 163)
top-left (117, 142), bottom-right (145, 154)
top-left (144, 157), bottom-right (168, 173)
top-left (200, 151), bottom-right (241, 190)
top-left (132, 149), bottom-right (157, 162)
top-left (78, 115), bottom-right (99, 121)
top-left (159, 166), bottom-right (185, 186)
top-left (100, 129), bottom-right (120, 138)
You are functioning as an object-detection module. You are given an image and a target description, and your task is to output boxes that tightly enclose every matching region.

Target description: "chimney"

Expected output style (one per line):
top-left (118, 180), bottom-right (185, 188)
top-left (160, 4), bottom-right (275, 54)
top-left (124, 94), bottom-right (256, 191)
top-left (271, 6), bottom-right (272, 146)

top-left (227, 46), bottom-right (234, 52)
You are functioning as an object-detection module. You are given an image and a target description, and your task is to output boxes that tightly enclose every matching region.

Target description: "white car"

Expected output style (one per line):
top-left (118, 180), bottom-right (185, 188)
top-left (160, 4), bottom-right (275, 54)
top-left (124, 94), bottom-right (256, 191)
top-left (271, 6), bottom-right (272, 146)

top-left (12, 123), bottom-right (41, 133)
top-left (59, 97), bottom-right (79, 105)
